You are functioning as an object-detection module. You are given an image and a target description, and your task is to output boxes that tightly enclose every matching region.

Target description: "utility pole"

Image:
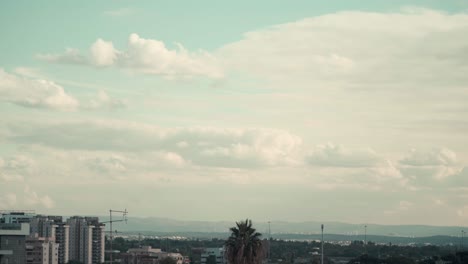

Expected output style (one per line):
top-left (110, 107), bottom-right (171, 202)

top-left (321, 224), bottom-right (324, 264)
top-left (268, 221), bottom-right (271, 263)
top-left (103, 209), bottom-right (128, 264)
top-left (460, 230), bottom-right (466, 251)
top-left (364, 225), bottom-right (367, 254)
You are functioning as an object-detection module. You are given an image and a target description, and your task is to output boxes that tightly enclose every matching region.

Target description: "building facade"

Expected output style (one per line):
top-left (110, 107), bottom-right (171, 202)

top-left (1, 212), bottom-right (104, 264)
top-left (201, 248), bottom-right (226, 264)
top-left (25, 235), bottom-right (59, 264)
top-left (121, 246), bottom-right (186, 264)
top-left (24, 215), bottom-right (69, 264)
top-left (0, 222), bottom-right (30, 264)
top-left (67, 216), bottom-right (105, 264)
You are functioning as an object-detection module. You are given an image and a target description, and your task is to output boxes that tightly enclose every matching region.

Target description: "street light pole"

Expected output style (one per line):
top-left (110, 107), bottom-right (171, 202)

top-left (268, 221), bottom-right (271, 263)
top-left (321, 224), bottom-right (324, 264)
top-left (460, 230), bottom-right (466, 251)
top-left (364, 225), bottom-right (367, 254)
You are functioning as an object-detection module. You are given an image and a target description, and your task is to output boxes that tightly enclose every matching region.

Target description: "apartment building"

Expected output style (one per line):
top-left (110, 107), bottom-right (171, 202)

top-left (0, 222), bottom-right (30, 264)
top-left (25, 235), bottom-right (59, 264)
top-left (67, 216), bottom-right (105, 264)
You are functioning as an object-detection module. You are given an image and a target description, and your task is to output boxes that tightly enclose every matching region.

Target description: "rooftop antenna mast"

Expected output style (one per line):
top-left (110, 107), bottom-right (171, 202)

top-left (103, 209), bottom-right (128, 264)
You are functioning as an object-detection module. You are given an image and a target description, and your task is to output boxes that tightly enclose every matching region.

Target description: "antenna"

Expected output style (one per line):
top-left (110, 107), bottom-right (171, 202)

top-left (102, 209), bottom-right (128, 264)
top-left (321, 224), bottom-right (324, 264)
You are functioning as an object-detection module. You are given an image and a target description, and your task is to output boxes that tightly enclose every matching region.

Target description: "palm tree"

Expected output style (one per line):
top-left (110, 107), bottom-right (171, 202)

top-left (225, 219), bottom-right (264, 264)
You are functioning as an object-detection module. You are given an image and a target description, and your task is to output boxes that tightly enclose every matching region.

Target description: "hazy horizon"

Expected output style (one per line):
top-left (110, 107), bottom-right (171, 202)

top-left (1, 1), bottom-right (468, 227)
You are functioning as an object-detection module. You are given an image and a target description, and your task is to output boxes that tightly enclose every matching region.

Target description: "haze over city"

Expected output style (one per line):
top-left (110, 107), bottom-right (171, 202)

top-left (1, 1), bottom-right (468, 227)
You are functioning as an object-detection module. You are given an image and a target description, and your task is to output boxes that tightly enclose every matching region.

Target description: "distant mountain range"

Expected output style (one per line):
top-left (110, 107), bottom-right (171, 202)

top-left (100, 217), bottom-right (466, 242)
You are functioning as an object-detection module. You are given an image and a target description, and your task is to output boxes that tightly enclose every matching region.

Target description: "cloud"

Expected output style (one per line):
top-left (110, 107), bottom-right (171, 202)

top-left (220, 9), bottom-right (468, 85)
top-left (384, 200), bottom-right (413, 215)
top-left (398, 200), bottom-right (413, 211)
top-left (0, 69), bottom-right (79, 110)
top-left (0, 183), bottom-right (54, 210)
top-left (38, 34), bottom-right (223, 79)
top-left (0, 155), bottom-right (33, 182)
top-left (0, 193), bottom-right (17, 209)
top-left (14, 67), bottom-right (44, 79)
top-left (0, 69), bottom-right (126, 111)
top-left (444, 166), bottom-right (468, 187)
top-left (36, 48), bottom-right (87, 65)
top-left (90, 39), bottom-right (118, 66)
top-left (84, 90), bottom-right (126, 110)
top-left (23, 186), bottom-right (55, 209)
top-left (6, 120), bottom-right (302, 168)
top-left (217, 9), bottom-right (468, 142)
top-left (306, 143), bottom-right (381, 167)
top-left (399, 148), bottom-right (462, 181)
top-left (400, 148), bottom-right (457, 166)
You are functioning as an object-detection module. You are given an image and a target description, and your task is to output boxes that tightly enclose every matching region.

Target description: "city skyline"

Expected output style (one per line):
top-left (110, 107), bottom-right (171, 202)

top-left (1, 1), bottom-right (468, 226)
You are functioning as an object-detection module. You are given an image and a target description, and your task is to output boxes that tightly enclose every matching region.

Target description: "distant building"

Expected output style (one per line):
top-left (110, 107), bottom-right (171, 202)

top-left (121, 246), bottom-right (186, 264)
top-left (0, 222), bottom-right (30, 264)
top-left (67, 216), bottom-right (105, 264)
top-left (0, 211), bottom-right (36, 224)
top-left (1, 212), bottom-right (104, 264)
top-left (201, 248), bottom-right (226, 264)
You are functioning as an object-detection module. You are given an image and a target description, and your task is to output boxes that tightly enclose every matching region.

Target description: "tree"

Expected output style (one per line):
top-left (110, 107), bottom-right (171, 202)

top-left (225, 219), bottom-right (264, 264)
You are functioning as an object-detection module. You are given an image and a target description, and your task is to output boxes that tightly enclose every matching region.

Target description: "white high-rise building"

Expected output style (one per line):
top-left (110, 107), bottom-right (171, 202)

top-left (67, 216), bottom-right (105, 264)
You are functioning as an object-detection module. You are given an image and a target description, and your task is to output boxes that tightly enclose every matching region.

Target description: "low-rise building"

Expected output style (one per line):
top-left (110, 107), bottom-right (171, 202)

top-left (201, 248), bottom-right (225, 264)
top-left (121, 246), bottom-right (186, 264)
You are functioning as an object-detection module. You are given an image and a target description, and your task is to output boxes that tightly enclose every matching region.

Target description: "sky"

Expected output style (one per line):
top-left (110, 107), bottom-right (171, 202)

top-left (1, 0), bottom-right (468, 227)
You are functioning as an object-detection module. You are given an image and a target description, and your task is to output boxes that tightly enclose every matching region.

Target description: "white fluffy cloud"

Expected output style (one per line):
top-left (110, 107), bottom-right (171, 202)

top-left (0, 69), bottom-right (79, 110)
top-left (90, 39), bottom-right (118, 66)
top-left (38, 34), bottom-right (223, 79)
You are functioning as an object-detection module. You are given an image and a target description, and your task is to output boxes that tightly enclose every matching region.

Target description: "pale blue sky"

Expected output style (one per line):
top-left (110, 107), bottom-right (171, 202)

top-left (1, 1), bottom-right (468, 227)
